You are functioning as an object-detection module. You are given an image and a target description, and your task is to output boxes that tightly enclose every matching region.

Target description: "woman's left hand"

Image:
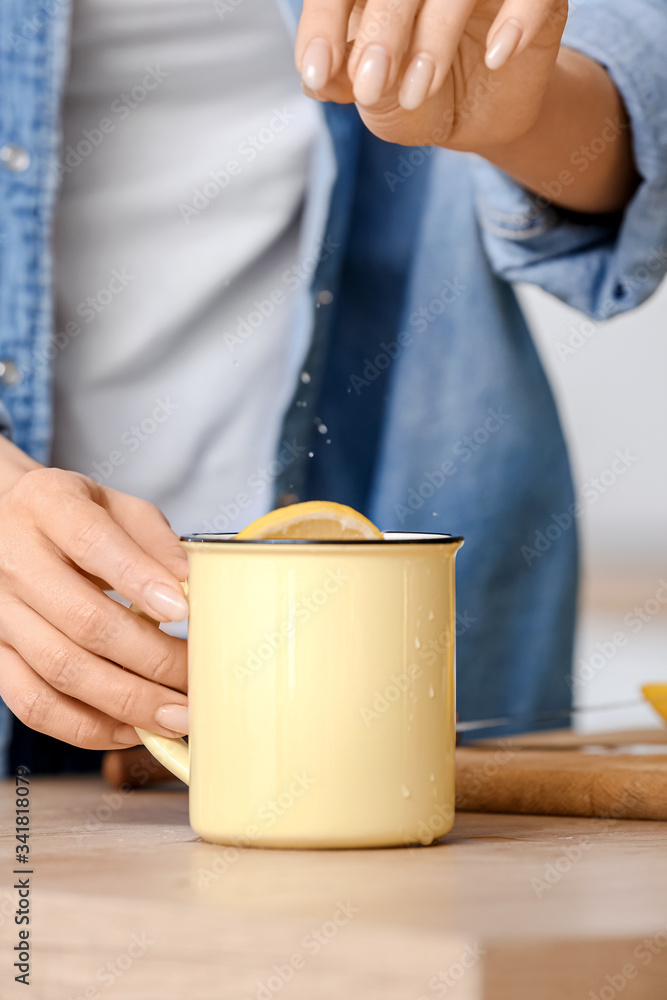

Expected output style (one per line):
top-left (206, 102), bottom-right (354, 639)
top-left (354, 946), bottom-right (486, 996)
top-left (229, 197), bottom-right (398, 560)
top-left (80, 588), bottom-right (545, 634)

top-left (296, 0), bottom-right (569, 152)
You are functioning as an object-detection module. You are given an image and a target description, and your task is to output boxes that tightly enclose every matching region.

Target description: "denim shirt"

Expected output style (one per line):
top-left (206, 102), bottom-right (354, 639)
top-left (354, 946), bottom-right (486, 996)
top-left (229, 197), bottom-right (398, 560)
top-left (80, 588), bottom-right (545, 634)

top-left (1, 0), bottom-right (666, 772)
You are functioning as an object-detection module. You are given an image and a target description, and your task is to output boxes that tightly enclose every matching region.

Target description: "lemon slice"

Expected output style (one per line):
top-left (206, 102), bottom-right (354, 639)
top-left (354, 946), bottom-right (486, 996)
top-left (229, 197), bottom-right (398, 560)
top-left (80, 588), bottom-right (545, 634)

top-left (236, 500), bottom-right (383, 541)
top-left (642, 684), bottom-right (667, 725)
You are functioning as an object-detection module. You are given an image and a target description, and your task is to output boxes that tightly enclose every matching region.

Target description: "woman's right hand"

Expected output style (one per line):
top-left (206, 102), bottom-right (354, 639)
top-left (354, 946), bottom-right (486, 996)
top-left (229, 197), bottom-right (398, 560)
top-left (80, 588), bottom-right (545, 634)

top-left (0, 466), bottom-right (191, 749)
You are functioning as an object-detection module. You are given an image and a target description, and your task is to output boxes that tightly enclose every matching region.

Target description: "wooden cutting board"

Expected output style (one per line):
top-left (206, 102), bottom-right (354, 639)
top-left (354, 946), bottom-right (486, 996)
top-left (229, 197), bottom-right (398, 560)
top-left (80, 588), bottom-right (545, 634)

top-left (456, 729), bottom-right (667, 820)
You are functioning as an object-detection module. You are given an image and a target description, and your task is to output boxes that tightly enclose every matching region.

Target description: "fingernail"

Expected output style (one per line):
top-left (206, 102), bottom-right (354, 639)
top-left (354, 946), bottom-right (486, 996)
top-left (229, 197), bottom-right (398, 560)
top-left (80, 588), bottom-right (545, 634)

top-left (144, 583), bottom-right (189, 621)
top-left (301, 38), bottom-right (331, 92)
top-left (353, 45), bottom-right (390, 107)
top-left (485, 19), bottom-right (523, 70)
top-left (156, 704), bottom-right (189, 735)
top-left (399, 54), bottom-right (436, 111)
top-left (114, 724), bottom-right (139, 745)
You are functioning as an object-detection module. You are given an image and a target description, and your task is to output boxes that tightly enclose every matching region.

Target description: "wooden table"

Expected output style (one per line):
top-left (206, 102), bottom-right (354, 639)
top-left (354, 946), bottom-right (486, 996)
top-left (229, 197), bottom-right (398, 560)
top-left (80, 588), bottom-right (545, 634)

top-left (1, 777), bottom-right (667, 1000)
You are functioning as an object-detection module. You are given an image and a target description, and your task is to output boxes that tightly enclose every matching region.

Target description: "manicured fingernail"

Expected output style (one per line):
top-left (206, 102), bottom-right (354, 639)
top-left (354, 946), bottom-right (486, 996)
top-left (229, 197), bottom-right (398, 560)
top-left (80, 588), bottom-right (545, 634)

top-left (301, 38), bottom-right (331, 92)
top-left (399, 54), bottom-right (436, 110)
top-left (485, 19), bottom-right (523, 70)
top-left (353, 45), bottom-right (390, 106)
top-left (114, 724), bottom-right (139, 745)
top-left (144, 583), bottom-right (189, 622)
top-left (156, 704), bottom-right (189, 735)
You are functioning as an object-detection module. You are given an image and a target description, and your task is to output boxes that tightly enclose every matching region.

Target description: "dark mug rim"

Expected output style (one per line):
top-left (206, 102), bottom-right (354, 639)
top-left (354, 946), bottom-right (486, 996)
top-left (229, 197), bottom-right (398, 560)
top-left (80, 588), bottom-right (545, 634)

top-left (179, 531), bottom-right (464, 546)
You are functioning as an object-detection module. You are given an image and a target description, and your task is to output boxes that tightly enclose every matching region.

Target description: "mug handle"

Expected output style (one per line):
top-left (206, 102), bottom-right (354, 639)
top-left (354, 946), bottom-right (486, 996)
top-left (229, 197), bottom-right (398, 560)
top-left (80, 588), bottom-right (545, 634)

top-left (129, 599), bottom-right (190, 786)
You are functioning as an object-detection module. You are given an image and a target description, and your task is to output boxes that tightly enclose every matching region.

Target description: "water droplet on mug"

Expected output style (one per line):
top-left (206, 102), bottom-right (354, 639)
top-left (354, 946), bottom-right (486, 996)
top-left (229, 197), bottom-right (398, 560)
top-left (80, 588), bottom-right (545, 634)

top-left (428, 685), bottom-right (434, 698)
top-left (401, 785), bottom-right (411, 798)
top-left (427, 610), bottom-right (434, 621)
top-left (429, 774), bottom-right (435, 782)
top-left (414, 637), bottom-right (421, 650)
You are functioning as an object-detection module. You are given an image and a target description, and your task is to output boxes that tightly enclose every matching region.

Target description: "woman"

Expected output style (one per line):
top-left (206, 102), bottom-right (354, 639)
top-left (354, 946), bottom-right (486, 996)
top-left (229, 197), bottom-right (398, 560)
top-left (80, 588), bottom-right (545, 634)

top-left (0, 0), bottom-right (665, 773)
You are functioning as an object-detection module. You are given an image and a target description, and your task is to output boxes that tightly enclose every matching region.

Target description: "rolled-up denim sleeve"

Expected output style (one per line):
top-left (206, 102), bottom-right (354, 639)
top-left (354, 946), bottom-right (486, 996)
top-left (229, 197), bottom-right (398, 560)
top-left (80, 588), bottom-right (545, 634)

top-left (472, 0), bottom-right (667, 321)
top-left (0, 400), bottom-right (13, 441)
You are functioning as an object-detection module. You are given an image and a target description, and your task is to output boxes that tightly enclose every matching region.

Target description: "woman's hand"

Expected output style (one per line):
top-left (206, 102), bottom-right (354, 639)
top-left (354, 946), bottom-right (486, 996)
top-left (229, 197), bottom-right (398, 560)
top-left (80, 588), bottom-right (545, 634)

top-left (296, 0), bottom-right (568, 151)
top-left (0, 467), bottom-right (190, 749)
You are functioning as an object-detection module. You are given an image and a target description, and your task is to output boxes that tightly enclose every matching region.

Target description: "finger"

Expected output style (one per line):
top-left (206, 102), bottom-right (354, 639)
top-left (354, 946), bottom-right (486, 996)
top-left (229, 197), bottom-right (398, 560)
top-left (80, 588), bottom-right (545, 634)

top-left (346, 0), bottom-right (423, 105)
top-left (301, 69), bottom-right (355, 105)
top-left (485, 0), bottom-right (567, 70)
top-left (398, 0), bottom-right (477, 110)
top-left (0, 641), bottom-right (140, 750)
top-left (101, 486), bottom-right (189, 583)
top-left (4, 546), bottom-right (187, 691)
top-left (0, 598), bottom-right (189, 737)
top-left (296, 0), bottom-right (357, 92)
top-left (16, 469), bottom-right (189, 622)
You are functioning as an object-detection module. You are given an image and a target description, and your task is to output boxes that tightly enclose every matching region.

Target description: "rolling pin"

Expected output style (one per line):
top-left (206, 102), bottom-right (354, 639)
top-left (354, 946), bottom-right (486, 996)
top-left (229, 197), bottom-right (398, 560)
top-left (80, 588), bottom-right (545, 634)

top-left (104, 734), bottom-right (667, 822)
top-left (455, 744), bottom-right (667, 820)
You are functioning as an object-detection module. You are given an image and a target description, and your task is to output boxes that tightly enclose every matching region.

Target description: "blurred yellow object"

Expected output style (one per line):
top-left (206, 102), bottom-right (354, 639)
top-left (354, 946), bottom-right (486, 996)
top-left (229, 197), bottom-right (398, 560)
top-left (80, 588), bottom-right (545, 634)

top-left (642, 684), bottom-right (667, 724)
top-left (236, 499), bottom-right (384, 541)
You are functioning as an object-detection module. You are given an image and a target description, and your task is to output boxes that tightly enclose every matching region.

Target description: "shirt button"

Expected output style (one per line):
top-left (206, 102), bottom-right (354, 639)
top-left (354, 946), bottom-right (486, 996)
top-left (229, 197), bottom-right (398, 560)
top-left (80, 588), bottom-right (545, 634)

top-left (0, 360), bottom-right (22, 386)
top-left (0, 144), bottom-right (31, 173)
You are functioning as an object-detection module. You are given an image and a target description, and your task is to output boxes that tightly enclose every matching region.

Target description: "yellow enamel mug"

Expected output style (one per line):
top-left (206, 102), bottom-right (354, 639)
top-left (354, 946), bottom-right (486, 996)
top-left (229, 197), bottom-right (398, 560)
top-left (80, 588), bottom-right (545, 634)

top-left (134, 531), bottom-right (464, 849)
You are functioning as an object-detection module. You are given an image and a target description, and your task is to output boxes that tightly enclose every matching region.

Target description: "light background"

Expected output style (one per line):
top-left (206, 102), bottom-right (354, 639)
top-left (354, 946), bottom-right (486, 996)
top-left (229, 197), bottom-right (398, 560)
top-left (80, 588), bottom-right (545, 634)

top-left (518, 279), bottom-right (667, 732)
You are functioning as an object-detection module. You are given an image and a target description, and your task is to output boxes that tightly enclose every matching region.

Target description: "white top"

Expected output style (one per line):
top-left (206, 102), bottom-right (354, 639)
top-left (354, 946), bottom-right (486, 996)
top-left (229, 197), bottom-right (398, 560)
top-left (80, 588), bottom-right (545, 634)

top-left (51, 0), bottom-right (321, 536)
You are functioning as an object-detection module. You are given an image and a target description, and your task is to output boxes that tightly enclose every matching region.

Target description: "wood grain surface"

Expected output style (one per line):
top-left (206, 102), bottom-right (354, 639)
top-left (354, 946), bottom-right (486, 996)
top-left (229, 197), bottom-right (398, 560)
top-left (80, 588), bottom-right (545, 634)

top-left (1, 776), bottom-right (667, 1000)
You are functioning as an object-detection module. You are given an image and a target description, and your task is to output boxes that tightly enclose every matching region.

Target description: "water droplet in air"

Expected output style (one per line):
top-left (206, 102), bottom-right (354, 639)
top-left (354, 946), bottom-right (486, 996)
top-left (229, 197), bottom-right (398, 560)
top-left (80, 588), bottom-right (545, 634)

top-left (318, 424), bottom-right (328, 434)
top-left (325, 438), bottom-right (331, 444)
top-left (308, 451), bottom-right (314, 458)
top-left (401, 785), bottom-right (411, 798)
top-left (300, 371), bottom-right (311, 384)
